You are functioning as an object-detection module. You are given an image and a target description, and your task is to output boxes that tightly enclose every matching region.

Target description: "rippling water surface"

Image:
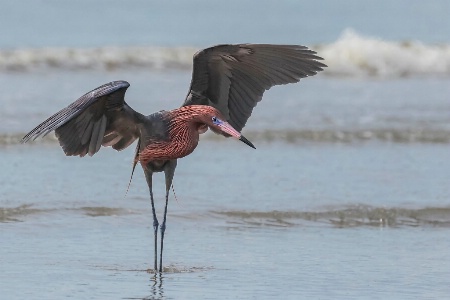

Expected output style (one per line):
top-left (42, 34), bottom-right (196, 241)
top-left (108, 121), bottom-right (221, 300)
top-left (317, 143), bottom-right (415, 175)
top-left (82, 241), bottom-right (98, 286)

top-left (2, 141), bottom-right (450, 299)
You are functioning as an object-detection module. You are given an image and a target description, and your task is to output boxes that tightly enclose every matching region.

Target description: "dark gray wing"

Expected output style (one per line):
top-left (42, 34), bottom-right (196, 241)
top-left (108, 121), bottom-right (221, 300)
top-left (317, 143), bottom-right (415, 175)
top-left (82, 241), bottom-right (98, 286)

top-left (22, 80), bottom-right (144, 157)
top-left (182, 44), bottom-right (326, 131)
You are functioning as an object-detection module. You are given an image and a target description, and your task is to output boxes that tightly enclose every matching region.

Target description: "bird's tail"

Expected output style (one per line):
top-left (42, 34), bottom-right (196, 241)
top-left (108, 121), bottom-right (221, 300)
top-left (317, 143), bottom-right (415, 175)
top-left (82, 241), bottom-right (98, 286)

top-left (124, 138), bottom-right (141, 199)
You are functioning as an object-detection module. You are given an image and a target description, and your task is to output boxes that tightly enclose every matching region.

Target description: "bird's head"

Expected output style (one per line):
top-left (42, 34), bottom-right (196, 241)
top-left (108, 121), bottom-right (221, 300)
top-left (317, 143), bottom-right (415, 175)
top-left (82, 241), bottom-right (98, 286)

top-left (208, 115), bottom-right (256, 149)
top-left (189, 105), bottom-right (255, 149)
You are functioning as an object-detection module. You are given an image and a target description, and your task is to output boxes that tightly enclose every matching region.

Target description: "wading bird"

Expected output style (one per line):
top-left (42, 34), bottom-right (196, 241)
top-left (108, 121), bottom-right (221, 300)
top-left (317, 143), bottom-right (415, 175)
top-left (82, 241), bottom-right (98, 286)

top-left (22, 44), bottom-right (326, 272)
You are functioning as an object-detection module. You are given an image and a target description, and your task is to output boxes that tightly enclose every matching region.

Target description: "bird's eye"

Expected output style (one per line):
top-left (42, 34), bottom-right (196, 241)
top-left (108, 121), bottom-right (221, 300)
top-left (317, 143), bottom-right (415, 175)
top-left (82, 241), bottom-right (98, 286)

top-left (212, 116), bottom-right (221, 125)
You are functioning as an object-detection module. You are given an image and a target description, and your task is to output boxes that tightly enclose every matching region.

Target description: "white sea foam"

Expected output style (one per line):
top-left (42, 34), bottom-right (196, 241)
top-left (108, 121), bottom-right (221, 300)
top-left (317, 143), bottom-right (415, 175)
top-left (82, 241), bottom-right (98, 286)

top-left (0, 46), bottom-right (197, 71)
top-left (317, 29), bottom-right (450, 77)
top-left (1, 30), bottom-right (449, 77)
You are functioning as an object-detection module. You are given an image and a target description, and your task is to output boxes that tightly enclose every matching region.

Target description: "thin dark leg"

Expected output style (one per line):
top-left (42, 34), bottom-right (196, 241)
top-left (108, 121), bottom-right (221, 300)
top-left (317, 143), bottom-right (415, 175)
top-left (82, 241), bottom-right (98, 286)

top-left (151, 186), bottom-right (159, 272)
top-left (159, 189), bottom-right (169, 273)
top-left (159, 160), bottom-right (177, 273)
top-left (144, 170), bottom-right (158, 272)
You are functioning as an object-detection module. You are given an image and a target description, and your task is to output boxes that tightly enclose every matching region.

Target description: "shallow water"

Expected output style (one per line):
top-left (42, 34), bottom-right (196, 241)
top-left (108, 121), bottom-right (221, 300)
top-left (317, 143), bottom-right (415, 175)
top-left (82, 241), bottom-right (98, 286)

top-left (2, 71), bottom-right (450, 139)
top-left (2, 141), bottom-right (450, 299)
top-left (2, 73), bottom-right (450, 299)
top-left (3, 214), bottom-right (450, 299)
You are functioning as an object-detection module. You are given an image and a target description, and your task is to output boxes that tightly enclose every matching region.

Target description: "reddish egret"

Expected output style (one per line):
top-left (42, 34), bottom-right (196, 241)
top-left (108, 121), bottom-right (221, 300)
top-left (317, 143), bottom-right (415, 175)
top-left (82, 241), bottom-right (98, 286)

top-left (22, 44), bottom-right (326, 272)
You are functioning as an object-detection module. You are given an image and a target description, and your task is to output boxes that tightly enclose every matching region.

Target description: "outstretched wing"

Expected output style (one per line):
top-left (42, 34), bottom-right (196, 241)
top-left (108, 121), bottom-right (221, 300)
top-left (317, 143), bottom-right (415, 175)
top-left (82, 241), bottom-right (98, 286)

top-left (22, 80), bottom-right (144, 157)
top-left (182, 44), bottom-right (326, 131)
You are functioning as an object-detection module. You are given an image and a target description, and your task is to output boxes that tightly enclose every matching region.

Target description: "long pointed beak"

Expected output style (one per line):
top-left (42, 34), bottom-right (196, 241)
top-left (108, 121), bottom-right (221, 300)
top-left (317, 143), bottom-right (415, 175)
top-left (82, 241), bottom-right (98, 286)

top-left (239, 135), bottom-right (256, 149)
top-left (218, 122), bottom-right (256, 149)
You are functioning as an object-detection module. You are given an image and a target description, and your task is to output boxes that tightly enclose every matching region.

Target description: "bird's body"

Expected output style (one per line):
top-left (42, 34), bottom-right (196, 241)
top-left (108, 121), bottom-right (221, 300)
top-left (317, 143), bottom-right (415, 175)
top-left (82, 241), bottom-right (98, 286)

top-left (22, 43), bottom-right (326, 272)
top-left (139, 105), bottom-right (230, 163)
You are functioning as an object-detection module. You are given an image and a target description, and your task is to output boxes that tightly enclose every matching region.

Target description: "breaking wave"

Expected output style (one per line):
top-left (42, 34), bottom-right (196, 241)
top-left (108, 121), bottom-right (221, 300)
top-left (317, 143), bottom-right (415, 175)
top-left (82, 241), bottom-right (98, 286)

top-left (1, 30), bottom-right (449, 77)
top-left (316, 29), bottom-right (450, 77)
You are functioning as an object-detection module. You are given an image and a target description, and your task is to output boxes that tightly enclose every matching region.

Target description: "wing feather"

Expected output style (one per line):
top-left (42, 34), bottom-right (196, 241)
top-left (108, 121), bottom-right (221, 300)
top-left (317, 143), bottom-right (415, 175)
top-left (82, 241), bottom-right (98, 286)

top-left (182, 44), bottom-right (326, 132)
top-left (81, 120), bottom-right (94, 145)
top-left (88, 119), bottom-right (102, 156)
top-left (102, 133), bottom-right (122, 147)
top-left (22, 80), bottom-right (144, 157)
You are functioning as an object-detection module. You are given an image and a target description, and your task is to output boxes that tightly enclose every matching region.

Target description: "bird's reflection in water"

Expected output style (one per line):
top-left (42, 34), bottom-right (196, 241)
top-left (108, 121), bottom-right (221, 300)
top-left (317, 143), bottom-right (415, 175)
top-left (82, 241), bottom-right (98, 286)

top-left (145, 273), bottom-right (164, 300)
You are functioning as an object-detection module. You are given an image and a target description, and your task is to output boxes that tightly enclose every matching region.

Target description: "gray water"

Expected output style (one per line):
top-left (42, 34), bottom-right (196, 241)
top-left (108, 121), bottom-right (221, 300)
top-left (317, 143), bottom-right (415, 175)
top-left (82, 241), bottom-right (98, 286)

top-left (2, 142), bottom-right (450, 299)
top-left (1, 1), bottom-right (450, 299)
top-left (1, 0), bottom-right (449, 48)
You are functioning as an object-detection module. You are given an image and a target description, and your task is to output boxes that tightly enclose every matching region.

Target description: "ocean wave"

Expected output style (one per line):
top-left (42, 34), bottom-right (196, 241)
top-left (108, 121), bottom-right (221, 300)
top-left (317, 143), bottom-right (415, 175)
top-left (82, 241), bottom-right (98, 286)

top-left (0, 204), bottom-right (50, 223)
top-left (1, 30), bottom-right (449, 77)
top-left (4, 203), bottom-right (450, 227)
top-left (316, 29), bottom-right (450, 77)
top-left (0, 46), bottom-right (197, 72)
top-left (213, 205), bottom-right (450, 228)
top-left (4, 127), bottom-right (450, 146)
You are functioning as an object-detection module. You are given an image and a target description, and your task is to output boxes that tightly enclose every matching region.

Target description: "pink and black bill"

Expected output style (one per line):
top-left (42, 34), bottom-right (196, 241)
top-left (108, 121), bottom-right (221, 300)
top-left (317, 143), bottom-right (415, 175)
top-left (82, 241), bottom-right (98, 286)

top-left (212, 116), bottom-right (256, 149)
